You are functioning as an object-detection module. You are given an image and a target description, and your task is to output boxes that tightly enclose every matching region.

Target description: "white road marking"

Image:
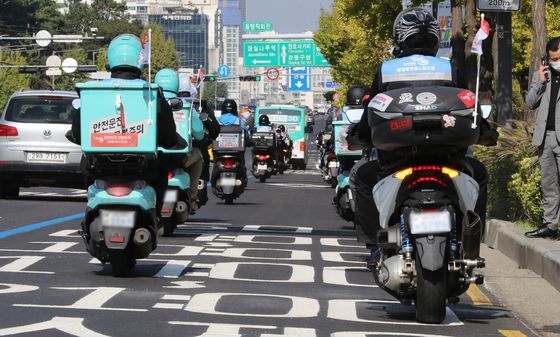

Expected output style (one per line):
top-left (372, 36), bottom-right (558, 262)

top-left (154, 260), bottom-right (192, 278)
top-left (242, 225), bottom-right (313, 234)
top-left (209, 262), bottom-right (315, 283)
top-left (0, 283), bottom-right (39, 294)
top-left (153, 303), bottom-right (184, 310)
top-left (0, 316), bottom-right (109, 337)
top-left (0, 256), bottom-right (53, 274)
top-left (185, 292), bottom-right (320, 318)
top-left (323, 266), bottom-right (377, 288)
top-left (327, 299), bottom-right (463, 326)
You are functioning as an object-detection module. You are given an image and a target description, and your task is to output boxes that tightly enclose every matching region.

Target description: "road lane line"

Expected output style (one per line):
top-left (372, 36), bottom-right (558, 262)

top-left (498, 330), bottom-right (528, 337)
top-left (467, 284), bottom-right (493, 305)
top-left (0, 213), bottom-right (84, 239)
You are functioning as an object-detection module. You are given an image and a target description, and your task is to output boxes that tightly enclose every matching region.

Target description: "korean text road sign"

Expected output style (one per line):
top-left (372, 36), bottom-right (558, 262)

top-left (288, 67), bottom-right (310, 91)
top-left (243, 21), bottom-right (273, 32)
top-left (243, 40), bottom-right (330, 67)
top-left (477, 0), bottom-right (521, 11)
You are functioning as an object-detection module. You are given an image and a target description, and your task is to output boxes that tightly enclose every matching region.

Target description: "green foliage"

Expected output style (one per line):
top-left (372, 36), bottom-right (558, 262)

top-left (141, 23), bottom-right (179, 80)
top-left (0, 51), bottom-right (30, 110)
top-left (55, 48), bottom-right (89, 91)
top-left (475, 120), bottom-right (539, 222)
top-left (508, 157), bottom-right (542, 225)
top-left (202, 80), bottom-right (229, 111)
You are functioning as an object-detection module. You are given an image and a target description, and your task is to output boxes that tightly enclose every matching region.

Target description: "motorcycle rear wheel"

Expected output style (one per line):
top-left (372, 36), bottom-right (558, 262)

top-left (109, 249), bottom-right (135, 277)
top-left (225, 197), bottom-right (234, 205)
top-left (161, 218), bottom-right (176, 237)
top-left (415, 252), bottom-right (447, 324)
top-left (259, 176), bottom-right (266, 183)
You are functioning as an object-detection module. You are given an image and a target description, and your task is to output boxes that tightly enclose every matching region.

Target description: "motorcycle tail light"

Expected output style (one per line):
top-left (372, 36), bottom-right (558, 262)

top-left (106, 183), bottom-right (132, 197)
top-left (256, 155), bottom-right (270, 160)
top-left (442, 167), bottom-right (459, 178)
top-left (168, 171), bottom-right (174, 179)
top-left (407, 177), bottom-right (448, 189)
top-left (300, 142), bottom-right (305, 152)
top-left (328, 153), bottom-right (337, 159)
top-left (222, 159), bottom-right (235, 169)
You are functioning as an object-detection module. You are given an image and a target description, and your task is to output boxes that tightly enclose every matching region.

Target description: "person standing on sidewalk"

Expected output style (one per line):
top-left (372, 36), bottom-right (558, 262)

top-left (526, 37), bottom-right (560, 240)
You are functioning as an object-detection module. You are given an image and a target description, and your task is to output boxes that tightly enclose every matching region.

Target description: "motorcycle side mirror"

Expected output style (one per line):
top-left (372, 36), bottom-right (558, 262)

top-left (169, 98), bottom-right (183, 111)
top-left (480, 105), bottom-right (492, 119)
top-left (199, 112), bottom-right (209, 122)
top-left (72, 98), bottom-right (81, 110)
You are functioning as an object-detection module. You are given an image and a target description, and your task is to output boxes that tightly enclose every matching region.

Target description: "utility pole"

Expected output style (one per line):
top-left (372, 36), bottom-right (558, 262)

top-left (496, 12), bottom-right (513, 125)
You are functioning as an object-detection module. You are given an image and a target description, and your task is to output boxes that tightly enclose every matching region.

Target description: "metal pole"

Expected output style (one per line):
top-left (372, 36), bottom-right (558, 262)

top-left (214, 80), bottom-right (217, 110)
top-left (496, 12), bottom-right (512, 126)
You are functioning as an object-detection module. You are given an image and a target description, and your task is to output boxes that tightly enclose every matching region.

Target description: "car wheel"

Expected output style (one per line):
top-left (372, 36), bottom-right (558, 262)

top-left (0, 182), bottom-right (20, 199)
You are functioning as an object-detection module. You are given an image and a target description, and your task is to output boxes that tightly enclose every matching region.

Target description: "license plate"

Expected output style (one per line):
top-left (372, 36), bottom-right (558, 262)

top-left (164, 190), bottom-right (178, 203)
top-left (328, 161), bottom-right (339, 168)
top-left (409, 210), bottom-right (451, 235)
top-left (100, 210), bottom-right (135, 228)
top-left (220, 177), bottom-right (236, 186)
top-left (257, 164), bottom-right (267, 171)
top-left (26, 152), bottom-right (66, 163)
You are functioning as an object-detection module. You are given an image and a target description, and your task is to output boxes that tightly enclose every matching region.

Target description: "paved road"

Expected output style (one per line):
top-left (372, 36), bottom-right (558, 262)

top-left (0, 116), bottom-right (538, 337)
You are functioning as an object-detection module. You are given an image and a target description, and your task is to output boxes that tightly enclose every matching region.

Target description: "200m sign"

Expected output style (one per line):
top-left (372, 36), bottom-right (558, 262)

top-left (477, 0), bottom-right (521, 11)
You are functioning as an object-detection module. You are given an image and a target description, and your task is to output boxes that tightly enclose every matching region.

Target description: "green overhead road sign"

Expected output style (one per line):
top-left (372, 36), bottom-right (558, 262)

top-left (243, 21), bottom-right (273, 32)
top-left (243, 40), bottom-right (330, 67)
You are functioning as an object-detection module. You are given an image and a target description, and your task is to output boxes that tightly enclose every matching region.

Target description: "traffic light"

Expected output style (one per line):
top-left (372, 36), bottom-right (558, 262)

top-left (239, 75), bottom-right (261, 81)
top-left (18, 66), bottom-right (40, 74)
top-left (204, 76), bottom-right (216, 82)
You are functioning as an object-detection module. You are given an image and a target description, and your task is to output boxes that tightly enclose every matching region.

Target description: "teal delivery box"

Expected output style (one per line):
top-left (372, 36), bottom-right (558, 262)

top-left (76, 81), bottom-right (159, 158)
top-left (332, 120), bottom-right (361, 156)
top-left (160, 98), bottom-right (193, 154)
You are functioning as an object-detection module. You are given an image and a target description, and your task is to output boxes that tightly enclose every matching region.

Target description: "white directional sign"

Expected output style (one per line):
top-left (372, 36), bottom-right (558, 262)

top-left (477, 0), bottom-right (521, 11)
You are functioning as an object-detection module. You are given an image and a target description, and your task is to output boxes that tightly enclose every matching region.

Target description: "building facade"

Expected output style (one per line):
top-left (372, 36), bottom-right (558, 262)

top-left (149, 14), bottom-right (209, 71)
top-left (218, 0), bottom-right (246, 101)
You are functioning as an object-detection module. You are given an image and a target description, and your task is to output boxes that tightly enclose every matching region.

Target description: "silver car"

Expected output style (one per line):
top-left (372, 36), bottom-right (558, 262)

top-left (0, 90), bottom-right (84, 199)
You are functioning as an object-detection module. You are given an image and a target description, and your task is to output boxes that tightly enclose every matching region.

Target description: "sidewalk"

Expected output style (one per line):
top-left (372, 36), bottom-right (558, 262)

top-left (484, 219), bottom-right (560, 293)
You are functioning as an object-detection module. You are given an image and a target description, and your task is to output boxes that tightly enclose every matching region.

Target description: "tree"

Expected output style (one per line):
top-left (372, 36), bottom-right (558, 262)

top-left (141, 23), bottom-right (179, 80)
top-left (55, 48), bottom-right (89, 91)
top-left (202, 80), bottom-right (228, 111)
top-left (0, 51), bottom-right (31, 108)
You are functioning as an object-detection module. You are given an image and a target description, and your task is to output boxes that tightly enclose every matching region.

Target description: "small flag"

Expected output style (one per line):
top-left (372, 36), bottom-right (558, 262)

top-left (471, 14), bottom-right (491, 55)
top-left (138, 32), bottom-right (150, 66)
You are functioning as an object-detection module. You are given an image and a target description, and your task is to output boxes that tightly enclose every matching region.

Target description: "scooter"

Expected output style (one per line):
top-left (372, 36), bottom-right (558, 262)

top-left (76, 81), bottom-right (181, 277)
top-left (211, 125), bottom-right (246, 204)
top-left (333, 171), bottom-right (354, 221)
top-left (160, 158), bottom-right (191, 236)
top-left (323, 151), bottom-right (339, 188)
top-left (251, 131), bottom-right (275, 183)
top-left (367, 86), bottom-right (486, 323)
top-left (275, 138), bottom-right (291, 174)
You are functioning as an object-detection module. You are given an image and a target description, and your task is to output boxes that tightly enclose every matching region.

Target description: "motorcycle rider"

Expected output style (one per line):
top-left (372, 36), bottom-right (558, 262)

top-left (154, 68), bottom-right (205, 209)
top-left (69, 34), bottom-right (186, 218)
top-left (348, 8), bottom-right (490, 267)
top-left (256, 114), bottom-right (273, 132)
top-left (215, 98), bottom-right (248, 185)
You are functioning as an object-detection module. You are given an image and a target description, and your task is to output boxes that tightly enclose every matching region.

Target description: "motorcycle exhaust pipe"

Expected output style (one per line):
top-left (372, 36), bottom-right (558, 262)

top-left (461, 210), bottom-right (481, 260)
top-left (133, 228), bottom-right (152, 259)
top-left (175, 201), bottom-right (188, 214)
top-left (175, 201), bottom-right (189, 223)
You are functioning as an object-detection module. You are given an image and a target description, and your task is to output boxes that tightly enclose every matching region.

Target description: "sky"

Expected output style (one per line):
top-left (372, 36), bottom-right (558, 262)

top-left (245, 0), bottom-right (334, 34)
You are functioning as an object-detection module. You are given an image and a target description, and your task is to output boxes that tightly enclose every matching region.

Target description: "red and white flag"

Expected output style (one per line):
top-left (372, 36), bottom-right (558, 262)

top-left (471, 15), bottom-right (491, 55)
top-left (138, 32), bottom-right (150, 66)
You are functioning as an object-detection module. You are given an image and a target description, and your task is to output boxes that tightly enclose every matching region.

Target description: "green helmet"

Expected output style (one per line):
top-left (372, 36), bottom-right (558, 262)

top-left (155, 68), bottom-right (179, 99)
top-left (107, 34), bottom-right (143, 71)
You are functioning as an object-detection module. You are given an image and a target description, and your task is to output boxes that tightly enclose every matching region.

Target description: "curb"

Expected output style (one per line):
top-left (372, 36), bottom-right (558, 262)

top-left (484, 219), bottom-right (560, 293)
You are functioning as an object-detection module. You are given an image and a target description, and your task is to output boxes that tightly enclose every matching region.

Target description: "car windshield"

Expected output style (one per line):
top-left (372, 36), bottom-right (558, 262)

top-left (4, 95), bottom-right (75, 124)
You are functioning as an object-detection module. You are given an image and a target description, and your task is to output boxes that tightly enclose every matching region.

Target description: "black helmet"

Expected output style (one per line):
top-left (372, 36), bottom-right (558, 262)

top-left (258, 114), bottom-right (271, 126)
top-left (278, 124), bottom-right (286, 133)
top-left (346, 86), bottom-right (367, 106)
top-left (393, 8), bottom-right (440, 57)
top-left (221, 99), bottom-right (238, 116)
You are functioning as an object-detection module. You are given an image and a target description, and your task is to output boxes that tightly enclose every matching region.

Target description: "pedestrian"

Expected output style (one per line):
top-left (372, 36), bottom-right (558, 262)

top-left (525, 36), bottom-right (560, 240)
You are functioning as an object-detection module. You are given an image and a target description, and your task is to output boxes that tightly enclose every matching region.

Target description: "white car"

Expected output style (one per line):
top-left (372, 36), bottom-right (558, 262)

top-left (0, 90), bottom-right (84, 198)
